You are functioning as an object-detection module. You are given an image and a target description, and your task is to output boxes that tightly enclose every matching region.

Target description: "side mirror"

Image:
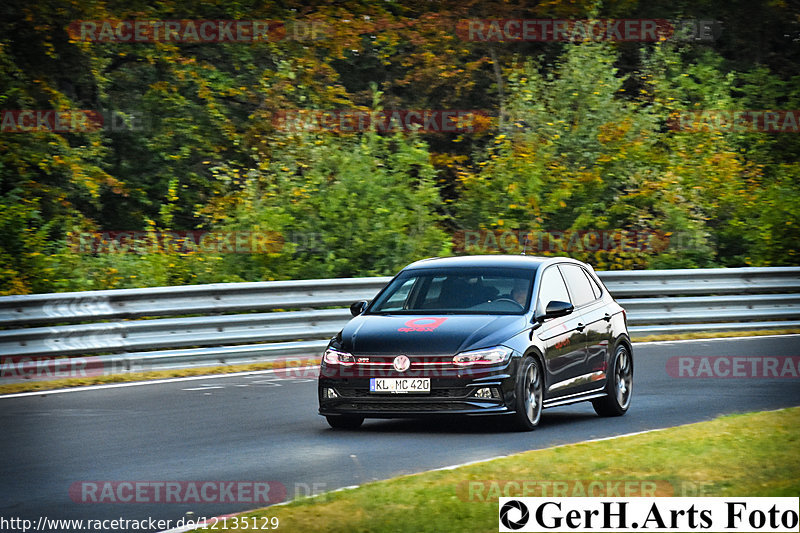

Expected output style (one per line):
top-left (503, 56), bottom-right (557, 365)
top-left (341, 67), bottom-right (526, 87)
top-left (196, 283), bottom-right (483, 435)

top-left (350, 300), bottom-right (368, 317)
top-left (537, 300), bottom-right (574, 321)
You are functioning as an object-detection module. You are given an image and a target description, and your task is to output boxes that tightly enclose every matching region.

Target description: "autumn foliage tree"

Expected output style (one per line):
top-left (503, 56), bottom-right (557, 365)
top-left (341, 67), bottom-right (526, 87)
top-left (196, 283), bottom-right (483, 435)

top-left (1, 0), bottom-right (798, 294)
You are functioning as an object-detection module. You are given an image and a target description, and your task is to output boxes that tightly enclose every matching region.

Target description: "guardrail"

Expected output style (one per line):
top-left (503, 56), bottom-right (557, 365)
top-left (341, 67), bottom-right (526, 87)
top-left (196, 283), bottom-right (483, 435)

top-left (1, 267), bottom-right (799, 379)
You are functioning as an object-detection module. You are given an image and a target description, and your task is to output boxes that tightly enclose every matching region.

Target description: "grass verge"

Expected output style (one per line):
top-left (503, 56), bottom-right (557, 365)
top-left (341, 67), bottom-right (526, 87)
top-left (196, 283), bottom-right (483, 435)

top-left (203, 407), bottom-right (800, 533)
top-left (1, 329), bottom-right (798, 396)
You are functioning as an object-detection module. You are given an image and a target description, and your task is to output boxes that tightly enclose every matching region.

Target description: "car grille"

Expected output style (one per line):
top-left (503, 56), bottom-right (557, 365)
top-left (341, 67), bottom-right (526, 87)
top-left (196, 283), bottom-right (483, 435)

top-left (350, 356), bottom-right (455, 369)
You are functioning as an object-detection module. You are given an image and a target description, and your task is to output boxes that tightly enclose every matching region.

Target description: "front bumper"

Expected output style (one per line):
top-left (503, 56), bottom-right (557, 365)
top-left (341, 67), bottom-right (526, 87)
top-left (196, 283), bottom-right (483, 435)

top-left (318, 359), bottom-right (520, 418)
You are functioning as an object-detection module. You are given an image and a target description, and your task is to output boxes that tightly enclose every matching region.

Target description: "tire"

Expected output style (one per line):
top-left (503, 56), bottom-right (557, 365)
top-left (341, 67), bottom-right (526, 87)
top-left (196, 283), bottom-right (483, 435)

top-left (510, 357), bottom-right (543, 431)
top-left (325, 415), bottom-right (364, 429)
top-left (593, 342), bottom-right (633, 417)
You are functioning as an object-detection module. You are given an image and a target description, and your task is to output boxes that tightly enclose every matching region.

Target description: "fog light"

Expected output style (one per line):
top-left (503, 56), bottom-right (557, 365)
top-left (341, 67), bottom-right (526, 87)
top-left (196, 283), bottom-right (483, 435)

top-left (473, 387), bottom-right (496, 399)
top-left (323, 387), bottom-right (339, 399)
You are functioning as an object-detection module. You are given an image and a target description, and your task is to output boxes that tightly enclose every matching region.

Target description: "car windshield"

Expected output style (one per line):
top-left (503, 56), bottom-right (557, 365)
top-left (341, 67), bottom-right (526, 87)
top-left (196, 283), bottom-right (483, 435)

top-left (368, 267), bottom-right (536, 315)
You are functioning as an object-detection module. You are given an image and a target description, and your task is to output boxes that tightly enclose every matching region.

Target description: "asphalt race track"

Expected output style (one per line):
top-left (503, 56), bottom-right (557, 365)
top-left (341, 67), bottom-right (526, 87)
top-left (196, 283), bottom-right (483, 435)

top-left (1, 336), bottom-right (799, 532)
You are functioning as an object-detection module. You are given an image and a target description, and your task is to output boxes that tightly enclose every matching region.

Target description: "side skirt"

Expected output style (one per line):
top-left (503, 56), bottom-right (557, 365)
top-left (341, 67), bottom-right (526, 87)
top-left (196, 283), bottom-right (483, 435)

top-left (543, 388), bottom-right (606, 409)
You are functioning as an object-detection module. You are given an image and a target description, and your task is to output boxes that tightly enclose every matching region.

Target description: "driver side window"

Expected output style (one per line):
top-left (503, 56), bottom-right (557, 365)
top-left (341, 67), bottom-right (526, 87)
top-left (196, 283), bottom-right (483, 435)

top-left (536, 266), bottom-right (571, 316)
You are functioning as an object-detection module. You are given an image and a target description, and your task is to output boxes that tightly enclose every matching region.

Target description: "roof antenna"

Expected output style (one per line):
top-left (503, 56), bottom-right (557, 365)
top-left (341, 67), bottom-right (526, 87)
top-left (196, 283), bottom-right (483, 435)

top-left (520, 232), bottom-right (528, 255)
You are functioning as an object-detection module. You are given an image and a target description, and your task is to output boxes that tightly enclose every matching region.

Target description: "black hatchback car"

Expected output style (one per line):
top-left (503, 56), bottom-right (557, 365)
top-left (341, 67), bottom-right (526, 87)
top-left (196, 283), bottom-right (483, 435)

top-left (318, 255), bottom-right (632, 430)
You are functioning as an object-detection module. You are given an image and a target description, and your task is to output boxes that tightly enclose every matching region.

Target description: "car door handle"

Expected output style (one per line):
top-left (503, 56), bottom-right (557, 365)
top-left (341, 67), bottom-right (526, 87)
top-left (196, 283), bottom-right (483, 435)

top-left (603, 313), bottom-right (612, 322)
top-left (576, 323), bottom-right (585, 332)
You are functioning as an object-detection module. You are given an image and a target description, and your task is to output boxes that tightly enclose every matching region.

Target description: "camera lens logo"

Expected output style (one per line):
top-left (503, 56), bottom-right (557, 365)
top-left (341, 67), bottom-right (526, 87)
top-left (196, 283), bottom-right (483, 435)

top-left (500, 500), bottom-right (530, 530)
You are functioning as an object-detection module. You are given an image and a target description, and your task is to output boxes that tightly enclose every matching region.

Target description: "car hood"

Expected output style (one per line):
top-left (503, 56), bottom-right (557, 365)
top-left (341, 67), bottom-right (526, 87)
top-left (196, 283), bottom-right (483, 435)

top-left (339, 314), bottom-right (528, 355)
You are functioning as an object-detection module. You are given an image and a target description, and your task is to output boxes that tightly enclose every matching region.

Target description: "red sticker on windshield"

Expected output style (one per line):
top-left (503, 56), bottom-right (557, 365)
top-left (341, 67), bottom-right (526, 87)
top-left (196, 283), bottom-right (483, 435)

top-left (398, 317), bottom-right (448, 332)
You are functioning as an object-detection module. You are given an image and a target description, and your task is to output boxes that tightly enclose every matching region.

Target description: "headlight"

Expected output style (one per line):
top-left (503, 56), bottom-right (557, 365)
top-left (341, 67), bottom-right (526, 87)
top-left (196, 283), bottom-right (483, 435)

top-left (323, 348), bottom-right (356, 366)
top-left (453, 346), bottom-right (512, 366)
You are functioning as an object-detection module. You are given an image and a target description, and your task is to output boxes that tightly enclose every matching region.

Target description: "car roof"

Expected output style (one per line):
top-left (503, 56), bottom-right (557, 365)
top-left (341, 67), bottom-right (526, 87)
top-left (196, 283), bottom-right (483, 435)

top-left (402, 255), bottom-right (586, 271)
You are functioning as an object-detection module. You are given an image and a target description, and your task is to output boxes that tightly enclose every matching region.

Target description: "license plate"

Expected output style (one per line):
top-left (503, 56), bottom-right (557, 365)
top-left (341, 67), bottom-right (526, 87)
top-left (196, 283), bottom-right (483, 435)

top-left (369, 378), bottom-right (430, 393)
